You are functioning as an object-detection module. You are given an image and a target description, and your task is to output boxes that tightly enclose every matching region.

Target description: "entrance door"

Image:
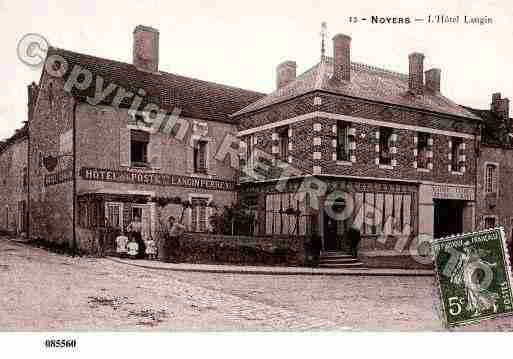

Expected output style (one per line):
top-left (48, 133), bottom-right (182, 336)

top-left (323, 214), bottom-right (344, 251)
top-left (132, 205), bottom-right (151, 241)
top-left (434, 199), bottom-right (464, 239)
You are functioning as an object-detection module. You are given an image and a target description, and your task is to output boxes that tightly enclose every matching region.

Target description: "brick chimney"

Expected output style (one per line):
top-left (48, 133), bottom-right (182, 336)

top-left (425, 68), bottom-right (441, 93)
top-left (491, 92), bottom-right (510, 120)
top-left (27, 81), bottom-right (39, 122)
top-left (408, 52), bottom-right (424, 94)
top-left (276, 61), bottom-right (297, 89)
top-left (133, 25), bottom-right (159, 72)
top-left (332, 34), bottom-right (351, 82)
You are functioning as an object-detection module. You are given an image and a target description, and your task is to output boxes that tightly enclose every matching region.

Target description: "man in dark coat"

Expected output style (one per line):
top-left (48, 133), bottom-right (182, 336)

top-left (347, 225), bottom-right (361, 258)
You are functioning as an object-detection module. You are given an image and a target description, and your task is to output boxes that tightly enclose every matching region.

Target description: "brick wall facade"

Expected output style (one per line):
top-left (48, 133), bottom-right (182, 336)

top-left (237, 91), bottom-right (478, 185)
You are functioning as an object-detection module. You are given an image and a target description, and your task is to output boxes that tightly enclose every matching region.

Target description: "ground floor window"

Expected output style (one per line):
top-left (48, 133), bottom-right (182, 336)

top-left (265, 193), bottom-right (307, 236)
top-left (353, 192), bottom-right (412, 236)
top-left (105, 202), bottom-right (123, 229)
top-left (190, 197), bottom-right (209, 232)
top-left (484, 216), bottom-right (497, 229)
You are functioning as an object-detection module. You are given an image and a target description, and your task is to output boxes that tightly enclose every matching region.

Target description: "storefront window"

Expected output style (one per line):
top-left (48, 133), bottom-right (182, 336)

top-left (265, 193), bottom-right (307, 236)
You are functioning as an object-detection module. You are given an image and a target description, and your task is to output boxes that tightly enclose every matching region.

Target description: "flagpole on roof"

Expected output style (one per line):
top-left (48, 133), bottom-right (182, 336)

top-left (320, 22), bottom-right (328, 61)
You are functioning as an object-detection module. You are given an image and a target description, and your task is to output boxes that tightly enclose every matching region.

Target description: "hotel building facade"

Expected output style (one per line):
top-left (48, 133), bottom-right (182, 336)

top-left (1, 25), bottom-right (511, 262)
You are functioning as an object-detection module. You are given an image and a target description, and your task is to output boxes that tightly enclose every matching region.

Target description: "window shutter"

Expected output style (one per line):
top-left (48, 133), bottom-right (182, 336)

top-left (208, 139), bottom-right (216, 176)
top-left (149, 134), bottom-right (163, 169)
top-left (120, 127), bottom-right (130, 167)
top-left (186, 146), bottom-right (194, 174)
top-left (199, 142), bottom-right (207, 172)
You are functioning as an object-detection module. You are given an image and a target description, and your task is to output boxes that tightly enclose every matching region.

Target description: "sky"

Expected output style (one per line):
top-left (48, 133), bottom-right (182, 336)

top-left (0, 0), bottom-right (512, 139)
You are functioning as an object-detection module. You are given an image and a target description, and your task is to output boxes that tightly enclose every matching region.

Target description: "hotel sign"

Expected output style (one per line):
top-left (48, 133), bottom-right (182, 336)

top-left (432, 184), bottom-right (474, 201)
top-left (80, 167), bottom-right (236, 191)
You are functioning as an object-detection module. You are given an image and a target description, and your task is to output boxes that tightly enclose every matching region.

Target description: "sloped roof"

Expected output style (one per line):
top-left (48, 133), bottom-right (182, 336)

top-left (46, 47), bottom-right (265, 124)
top-left (232, 57), bottom-right (481, 121)
top-left (0, 123), bottom-right (28, 154)
top-left (464, 106), bottom-right (512, 147)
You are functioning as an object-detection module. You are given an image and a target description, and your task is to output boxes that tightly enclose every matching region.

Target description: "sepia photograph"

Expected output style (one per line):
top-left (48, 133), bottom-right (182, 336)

top-left (1, 0), bottom-right (513, 356)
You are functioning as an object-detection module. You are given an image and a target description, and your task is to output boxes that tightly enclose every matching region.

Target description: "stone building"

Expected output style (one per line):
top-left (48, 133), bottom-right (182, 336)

top-left (466, 93), bottom-right (513, 241)
top-left (234, 34), bottom-right (482, 257)
top-left (21, 25), bottom-right (512, 264)
top-left (28, 25), bottom-right (263, 252)
top-left (0, 123), bottom-right (28, 235)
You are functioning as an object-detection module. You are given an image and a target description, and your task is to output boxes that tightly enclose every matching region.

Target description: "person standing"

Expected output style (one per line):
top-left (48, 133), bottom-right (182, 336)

top-left (127, 215), bottom-right (146, 259)
top-left (165, 216), bottom-right (186, 262)
top-left (115, 231), bottom-right (129, 258)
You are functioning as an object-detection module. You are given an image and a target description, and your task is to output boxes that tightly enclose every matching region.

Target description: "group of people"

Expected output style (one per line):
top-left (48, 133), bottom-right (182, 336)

top-left (115, 215), bottom-right (185, 261)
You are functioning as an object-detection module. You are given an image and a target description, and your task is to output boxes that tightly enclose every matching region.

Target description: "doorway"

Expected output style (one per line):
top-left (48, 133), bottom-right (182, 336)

top-left (322, 197), bottom-right (349, 252)
top-left (131, 204), bottom-right (151, 241)
top-left (433, 199), bottom-right (464, 239)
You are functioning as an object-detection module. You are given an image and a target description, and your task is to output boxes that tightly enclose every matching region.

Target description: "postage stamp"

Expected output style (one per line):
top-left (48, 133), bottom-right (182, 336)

top-left (432, 227), bottom-right (513, 328)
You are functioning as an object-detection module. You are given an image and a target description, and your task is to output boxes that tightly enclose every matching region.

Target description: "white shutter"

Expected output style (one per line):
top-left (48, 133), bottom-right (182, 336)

top-left (208, 139), bottom-right (217, 176)
top-left (186, 146), bottom-right (194, 174)
top-left (149, 133), bottom-right (163, 169)
top-left (120, 127), bottom-right (130, 167)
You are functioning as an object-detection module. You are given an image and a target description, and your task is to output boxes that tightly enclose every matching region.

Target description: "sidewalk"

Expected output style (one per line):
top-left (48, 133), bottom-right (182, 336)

top-left (107, 257), bottom-right (434, 276)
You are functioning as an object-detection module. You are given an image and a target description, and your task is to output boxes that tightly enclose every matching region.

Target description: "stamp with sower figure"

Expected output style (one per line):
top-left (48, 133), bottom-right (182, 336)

top-left (432, 227), bottom-right (513, 328)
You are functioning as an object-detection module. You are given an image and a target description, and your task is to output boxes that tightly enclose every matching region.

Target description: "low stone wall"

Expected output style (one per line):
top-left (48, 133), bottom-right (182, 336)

top-left (360, 252), bottom-right (434, 270)
top-left (173, 233), bottom-right (306, 266)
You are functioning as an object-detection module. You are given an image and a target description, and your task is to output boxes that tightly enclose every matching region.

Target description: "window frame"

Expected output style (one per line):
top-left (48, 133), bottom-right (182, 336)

top-left (188, 194), bottom-right (212, 233)
top-left (483, 215), bottom-right (498, 229)
top-left (336, 122), bottom-right (350, 161)
top-left (451, 137), bottom-right (463, 172)
top-left (417, 132), bottom-right (430, 169)
top-left (105, 202), bottom-right (124, 230)
top-left (130, 129), bottom-right (149, 168)
top-left (193, 140), bottom-right (208, 174)
top-left (484, 162), bottom-right (499, 194)
top-left (379, 127), bottom-right (393, 165)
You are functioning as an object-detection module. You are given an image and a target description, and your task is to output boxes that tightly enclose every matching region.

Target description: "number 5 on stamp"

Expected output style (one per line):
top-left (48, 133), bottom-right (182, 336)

top-left (432, 227), bottom-right (513, 327)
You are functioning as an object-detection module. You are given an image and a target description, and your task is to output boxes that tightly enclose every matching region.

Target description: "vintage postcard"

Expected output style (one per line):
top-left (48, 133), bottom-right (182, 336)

top-left (433, 227), bottom-right (513, 327)
top-left (2, 0), bottom-right (513, 356)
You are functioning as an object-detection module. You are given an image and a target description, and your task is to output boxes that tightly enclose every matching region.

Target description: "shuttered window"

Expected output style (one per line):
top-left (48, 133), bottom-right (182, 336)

top-left (191, 197), bottom-right (208, 232)
top-left (193, 140), bottom-right (207, 174)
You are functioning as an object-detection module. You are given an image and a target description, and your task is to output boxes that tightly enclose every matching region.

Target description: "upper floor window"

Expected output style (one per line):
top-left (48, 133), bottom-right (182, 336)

top-left (130, 130), bottom-right (149, 167)
top-left (485, 163), bottom-right (498, 193)
top-left (193, 140), bottom-right (208, 174)
top-left (277, 126), bottom-right (289, 161)
top-left (336, 122), bottom-right (350, 161)
top-left (451, 137), bottom-right (462, 172)
top-left (417, 132), bottom-right (429, 169)
top-left (379, 127), bottom-right (393, 165)
top-left (245, 135), bottom-right (254, 169)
